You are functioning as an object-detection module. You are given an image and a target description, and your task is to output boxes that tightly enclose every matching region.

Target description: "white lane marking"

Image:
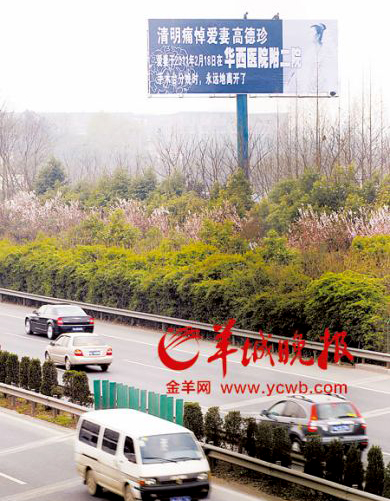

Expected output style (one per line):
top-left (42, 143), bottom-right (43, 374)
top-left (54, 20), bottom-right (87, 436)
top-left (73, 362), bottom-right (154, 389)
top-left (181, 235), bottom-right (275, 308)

top-left (363, 407), bottom-right (390, 419)
top-left (0, 472), bottom-right (26, 485)
top-left (0, 313), bottom-right (24, 319)
top-left (384, 451), bottom-right (390, 456)
top-left (1, 477), bottom-right (81, 501)
top-left (212, 483), bottom-right (268, 501)
top-left (124, 360), bottom-right (180, 372)
top-left (220, 396), bottom-right (276, 411)
top-left (353, 374), bottom-right (390, 385)
top-left (0, 433), bottom-right (74, 456)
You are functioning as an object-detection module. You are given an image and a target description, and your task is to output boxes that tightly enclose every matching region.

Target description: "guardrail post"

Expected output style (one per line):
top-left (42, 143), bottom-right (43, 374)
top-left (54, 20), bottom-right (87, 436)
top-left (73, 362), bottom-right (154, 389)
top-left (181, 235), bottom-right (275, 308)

top-left (167, 397), bottom-right (174, 422)
top-left (102, 380), bottom-right (109, 409)
top-left (160, 395), bottom-right (167, 420)
top-left (109, 382), bottom-right (116, 409)
top-left (140, 390), bottom-right (147, 413)
top-left (175, 399), bottom-right (184, 425)
top-left (93, 380), bottom-right (101, 410)
top-left (31, 401), bottom-right (36, 416)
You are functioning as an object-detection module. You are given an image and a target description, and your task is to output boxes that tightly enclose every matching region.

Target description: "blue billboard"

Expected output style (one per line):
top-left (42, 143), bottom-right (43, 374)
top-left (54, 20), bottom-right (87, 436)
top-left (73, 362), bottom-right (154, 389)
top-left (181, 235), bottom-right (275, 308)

top-left (148, 19), bottom-right (338, 95)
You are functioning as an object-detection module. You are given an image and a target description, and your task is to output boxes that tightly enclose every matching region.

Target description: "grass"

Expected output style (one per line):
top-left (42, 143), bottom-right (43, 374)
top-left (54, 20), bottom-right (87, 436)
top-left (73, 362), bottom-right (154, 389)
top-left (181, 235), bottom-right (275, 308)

top-left (0, 394), bottom-right (77, 428)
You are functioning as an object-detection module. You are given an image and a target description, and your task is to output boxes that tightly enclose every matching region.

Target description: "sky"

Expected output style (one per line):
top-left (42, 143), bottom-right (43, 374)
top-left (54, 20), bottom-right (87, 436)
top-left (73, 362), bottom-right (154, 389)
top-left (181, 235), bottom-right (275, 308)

top-left (1, 0), bottom-right (390, 116)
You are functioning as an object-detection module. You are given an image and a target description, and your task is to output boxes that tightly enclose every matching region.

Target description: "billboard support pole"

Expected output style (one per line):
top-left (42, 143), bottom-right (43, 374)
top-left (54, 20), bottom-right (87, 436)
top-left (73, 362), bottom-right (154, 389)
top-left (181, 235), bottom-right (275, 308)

top-left (236, 93), bottom-right (249, 177)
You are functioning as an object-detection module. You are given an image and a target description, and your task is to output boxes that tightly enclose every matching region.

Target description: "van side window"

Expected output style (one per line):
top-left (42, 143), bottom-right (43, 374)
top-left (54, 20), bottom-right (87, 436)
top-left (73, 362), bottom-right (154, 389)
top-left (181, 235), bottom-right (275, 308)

top-left (79, 420), bottom-right (100, 447)
top-left (124, 436), bottom-right (136, 463)
top-left (102, 428), bottom-right (119, 455)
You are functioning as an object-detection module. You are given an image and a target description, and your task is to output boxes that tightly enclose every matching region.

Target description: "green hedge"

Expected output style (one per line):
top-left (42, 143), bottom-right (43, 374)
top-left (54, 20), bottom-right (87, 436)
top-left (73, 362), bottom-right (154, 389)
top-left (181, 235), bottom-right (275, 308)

top-left (0, 238), bottom-right (388, 349)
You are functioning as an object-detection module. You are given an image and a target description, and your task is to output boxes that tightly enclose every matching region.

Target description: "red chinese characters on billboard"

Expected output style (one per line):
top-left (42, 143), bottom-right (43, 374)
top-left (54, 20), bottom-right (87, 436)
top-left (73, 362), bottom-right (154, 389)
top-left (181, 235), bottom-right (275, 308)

top-left (157, 319), bottom-right (354, 377)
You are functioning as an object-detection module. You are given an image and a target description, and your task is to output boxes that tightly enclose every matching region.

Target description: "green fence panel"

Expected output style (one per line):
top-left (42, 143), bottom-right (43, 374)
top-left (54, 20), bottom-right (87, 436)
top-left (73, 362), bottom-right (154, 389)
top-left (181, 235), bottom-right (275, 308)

top-left (140, 390), bottom-right (147, 413)
top-left (102, 380), bottom-right (109, 409)
top-left (93, 380), bottom-right (101, 410)
top-left (129, 387), bottom-right (136, 409)
top-left (117, 384), bottom-right (126, 408)
top-left (153, 393), bottom-right (160, 417)
top-left (175, 399), bottom-right (184, 425)
top-left (160, 395), bottom-right (167, 420)
top-left (109, 382), bottom-right (117, 409)
top-left (148, 392), bottom-right (154, 415)
top-left (167, 397), bottom-right (174, 422)
top-left (134, 389), bottom-right (140, 411)
top-left (123, 385), bottom-right (129, 408)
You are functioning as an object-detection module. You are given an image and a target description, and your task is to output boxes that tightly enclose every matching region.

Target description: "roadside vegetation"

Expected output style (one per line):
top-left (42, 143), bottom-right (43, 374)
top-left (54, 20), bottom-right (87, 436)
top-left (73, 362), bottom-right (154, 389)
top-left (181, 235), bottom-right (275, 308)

top-left (0, 163), bottom-right (389, 350)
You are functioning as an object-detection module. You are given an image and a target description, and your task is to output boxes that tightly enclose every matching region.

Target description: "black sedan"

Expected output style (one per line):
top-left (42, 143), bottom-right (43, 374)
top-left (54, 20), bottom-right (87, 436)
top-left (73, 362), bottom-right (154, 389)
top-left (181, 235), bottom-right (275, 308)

top-left (25, 304), bottom-right (94, 339)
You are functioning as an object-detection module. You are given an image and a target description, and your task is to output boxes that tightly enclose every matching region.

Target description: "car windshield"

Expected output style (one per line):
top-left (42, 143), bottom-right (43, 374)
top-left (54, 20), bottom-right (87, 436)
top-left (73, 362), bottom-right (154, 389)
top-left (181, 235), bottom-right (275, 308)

top-left (73, 336), bottom-right (104, 346)
top-left (317, 402), bottom-right (358, 419)
top-left (54, 306), bottom-right (86, 316)
top-left (139, 433), bottom-right (202, 464)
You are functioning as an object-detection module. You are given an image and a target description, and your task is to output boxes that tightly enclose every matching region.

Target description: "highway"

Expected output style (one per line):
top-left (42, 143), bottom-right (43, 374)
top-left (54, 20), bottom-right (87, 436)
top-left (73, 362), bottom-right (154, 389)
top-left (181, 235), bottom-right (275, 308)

top-left (0, 301), bottom-right (390, 459)
top-left (0, 409), bottom-right (272, 501)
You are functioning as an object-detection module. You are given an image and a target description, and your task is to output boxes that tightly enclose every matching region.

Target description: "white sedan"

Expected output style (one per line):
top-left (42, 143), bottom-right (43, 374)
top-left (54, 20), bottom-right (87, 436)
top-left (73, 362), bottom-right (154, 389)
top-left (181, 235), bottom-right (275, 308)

top-left (45, 333), bottom-right (113, 371)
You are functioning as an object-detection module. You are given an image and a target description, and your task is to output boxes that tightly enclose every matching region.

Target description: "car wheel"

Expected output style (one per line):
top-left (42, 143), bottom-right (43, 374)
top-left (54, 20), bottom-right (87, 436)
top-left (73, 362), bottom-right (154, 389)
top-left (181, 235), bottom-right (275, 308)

top-left (25, 319), bottom-right (33, 335)
top-left (124, 484), bottom-right (135, 501)
top-left (100, 364), bottom-right (109, 372)
top-left (85, 470), bottom-right (101, 496)
top-left (45, 352), bottom-right (51, 362)
top-left (65, 357), bottom-right (72, 371)
top-left (47, 323), bottom-right (55, 340)
top-left (291, 437), bottom-right (303, 454)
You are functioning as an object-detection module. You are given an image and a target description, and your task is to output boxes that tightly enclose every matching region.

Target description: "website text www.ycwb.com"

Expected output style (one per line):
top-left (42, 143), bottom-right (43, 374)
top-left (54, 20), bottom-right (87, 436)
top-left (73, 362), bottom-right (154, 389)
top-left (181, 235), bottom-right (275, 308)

top-left (219, 381), bottom-right (348, 396)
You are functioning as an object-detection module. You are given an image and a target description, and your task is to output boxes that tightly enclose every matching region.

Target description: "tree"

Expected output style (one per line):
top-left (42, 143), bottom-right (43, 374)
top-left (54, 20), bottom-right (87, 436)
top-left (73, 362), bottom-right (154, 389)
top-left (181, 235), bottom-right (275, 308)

top-left (204, 406), bottom-right (223, 447)
top-left (217, 169), bottom-right (253, 217)
top-left (273, 426), bottom-right (292, 467)
top-left (28, 358), bottom-right (42, 392)
top-left (40, 360), bottom-right (58, 396)
top-left (383, 462), bottom-right (390, 498)
top-left (325, 440), bottom-right (345, 484)
top-left (5, 353), bottom-right (19, 385)
top-left (129, 168), bottom-right (157, 200)
top-left (183, 402), bottom-right (204, 440)
top-left (343, 445), bottom-right (364, 490)
top-left (365, 445), bottom-right (385, 495)
top-left (34, 157), bottom-right (66, 195)
top-left (255, 422), bottom-right (274, 462)
top-left (19, 356), bottom-right (30, 389)
top-left (224, 411), bottom-right (242, 450)
top-left (303, 436), bottom-right (325, 477)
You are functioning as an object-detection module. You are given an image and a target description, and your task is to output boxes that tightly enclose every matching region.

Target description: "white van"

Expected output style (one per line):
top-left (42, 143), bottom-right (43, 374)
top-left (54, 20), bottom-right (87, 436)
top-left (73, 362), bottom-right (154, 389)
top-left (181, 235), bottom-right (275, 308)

top-left (74, 408), bottom-right (210, 501)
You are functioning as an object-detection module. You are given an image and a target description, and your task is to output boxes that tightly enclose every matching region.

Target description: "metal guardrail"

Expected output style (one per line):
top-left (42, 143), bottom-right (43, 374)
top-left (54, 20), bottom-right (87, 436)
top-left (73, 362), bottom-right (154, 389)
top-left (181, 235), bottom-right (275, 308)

top-left (0, 382), bottom-right (87, 417)
top-left (0, 384), bottom-right (385, 501)
top-left (0, 287), bottom-right (389, 366)
top-left (202, 444), bottom-right (388, 501)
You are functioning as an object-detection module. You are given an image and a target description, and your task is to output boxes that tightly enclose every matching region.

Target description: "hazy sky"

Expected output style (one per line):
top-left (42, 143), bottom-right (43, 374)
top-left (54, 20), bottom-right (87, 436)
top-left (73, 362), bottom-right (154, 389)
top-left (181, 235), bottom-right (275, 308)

top-left (1, 0), bottom-right (390, 116)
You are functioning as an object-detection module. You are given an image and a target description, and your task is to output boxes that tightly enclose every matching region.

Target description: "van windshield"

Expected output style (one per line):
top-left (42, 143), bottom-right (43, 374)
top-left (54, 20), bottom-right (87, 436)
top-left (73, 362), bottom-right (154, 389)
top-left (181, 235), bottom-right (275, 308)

top-left (139, 433), bottom-right (202, 464)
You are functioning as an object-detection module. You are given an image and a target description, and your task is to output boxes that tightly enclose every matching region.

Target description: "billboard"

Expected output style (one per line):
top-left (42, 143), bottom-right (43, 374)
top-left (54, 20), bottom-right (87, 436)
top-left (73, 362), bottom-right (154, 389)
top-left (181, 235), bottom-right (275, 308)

top-left (148, 19), bottom-right (338, 96)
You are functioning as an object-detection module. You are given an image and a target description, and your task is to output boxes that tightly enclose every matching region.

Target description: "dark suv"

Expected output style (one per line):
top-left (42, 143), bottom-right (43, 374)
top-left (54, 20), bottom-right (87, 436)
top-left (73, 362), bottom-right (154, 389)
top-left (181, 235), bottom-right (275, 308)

top-left (260, 394), bottom-right (368, 453)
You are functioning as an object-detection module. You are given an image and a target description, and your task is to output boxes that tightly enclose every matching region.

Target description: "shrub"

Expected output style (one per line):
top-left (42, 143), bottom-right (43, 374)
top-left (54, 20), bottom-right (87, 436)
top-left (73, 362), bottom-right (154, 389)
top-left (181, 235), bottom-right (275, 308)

top-left (51, 385), bottom-right (64, 398)
top-left (19, 356), bottom-right (30, 389)
top-left (325, 440), bottom-right (344, 483)
top-left (365, 445), bottom-right (385, 495)
top-left (40, 360), bottom-right (58, 396)
top-left (28, 358), bottom-right (42, 392)
top-left (0, 351), bottom-right (10, 383)
top-left (383, 462), bottom-right (390, 498)
top-left (255, 422), bottom-right (274, 462)
top-left (63, 370), bottom-right (92, 406)
top-left (303, 436), bottom-right (325, 477)
top-left (5, 353), bottom-right (19, 385)
top-left (204, 406), bottom-right (223, 447)
top-left (183, 402), bottom-right (204, 440)
top-left (241, 417), bottom-right (257, 457)
top-left (343, 445), bottom-right (364, 490)
top-left (272, 426), bottom-right (292, 467)
top-left (224, 411), bottom-right (242, 450)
